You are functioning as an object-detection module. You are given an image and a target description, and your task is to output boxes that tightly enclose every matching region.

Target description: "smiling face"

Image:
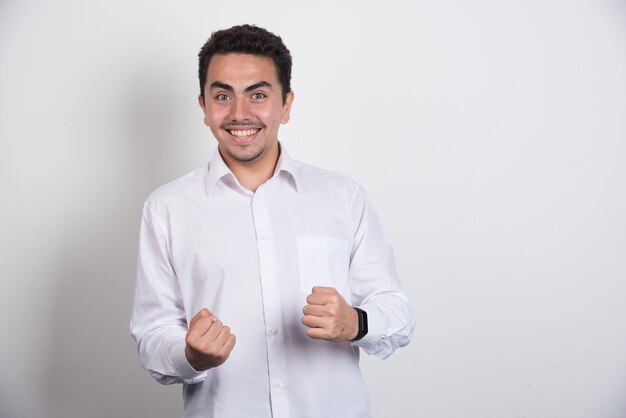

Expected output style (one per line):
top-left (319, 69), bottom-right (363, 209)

top-left (199, 53), bottom-right (294, 170)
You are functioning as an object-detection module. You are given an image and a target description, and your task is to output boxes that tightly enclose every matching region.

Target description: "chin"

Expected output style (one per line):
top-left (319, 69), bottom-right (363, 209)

top-left (227, 145), bottom-right (266, 163)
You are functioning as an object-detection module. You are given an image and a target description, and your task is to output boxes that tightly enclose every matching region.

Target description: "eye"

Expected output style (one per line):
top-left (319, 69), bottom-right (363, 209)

top-left (251, 92), bottom-right (266, 100)
top-left (215, 93), bottom-right (230, 101)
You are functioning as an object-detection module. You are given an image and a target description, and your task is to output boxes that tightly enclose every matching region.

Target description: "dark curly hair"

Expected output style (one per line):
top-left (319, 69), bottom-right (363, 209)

top-left (198, 24), bottom-right (292, 104)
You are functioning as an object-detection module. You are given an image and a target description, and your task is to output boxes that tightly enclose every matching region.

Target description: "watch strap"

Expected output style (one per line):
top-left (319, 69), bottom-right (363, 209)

top-left (351, 307), bottom-right (368, 341)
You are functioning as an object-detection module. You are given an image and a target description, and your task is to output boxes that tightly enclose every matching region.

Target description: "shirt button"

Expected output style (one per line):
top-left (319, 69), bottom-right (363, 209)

top-left (275, 379), bottom-right (285, 388)
top-left (269, 328), bottom-right (279, 336)
top-left (259, 233), bottom-right (269, 240)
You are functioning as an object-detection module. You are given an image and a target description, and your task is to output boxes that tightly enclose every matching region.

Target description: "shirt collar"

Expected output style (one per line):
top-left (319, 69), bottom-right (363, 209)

top-left (205, 142), bottom-right (300, 197)
top-left (274, 143), bottom-right (301, 193)
top-left (205, 148), bottom-right (236, 197)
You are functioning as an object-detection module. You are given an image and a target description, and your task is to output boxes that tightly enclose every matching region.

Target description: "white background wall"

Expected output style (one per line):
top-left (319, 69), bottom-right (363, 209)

top-left (1, 1), bottom-right (625, 417)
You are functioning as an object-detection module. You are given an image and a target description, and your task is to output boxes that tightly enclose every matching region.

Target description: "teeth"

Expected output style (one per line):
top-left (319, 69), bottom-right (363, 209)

top-left (229, 129), bottom-right (258, 138)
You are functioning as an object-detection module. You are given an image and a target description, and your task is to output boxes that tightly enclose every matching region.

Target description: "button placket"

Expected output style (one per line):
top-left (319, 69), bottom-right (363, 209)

top-left (252, 188), bottom-right (289, 417)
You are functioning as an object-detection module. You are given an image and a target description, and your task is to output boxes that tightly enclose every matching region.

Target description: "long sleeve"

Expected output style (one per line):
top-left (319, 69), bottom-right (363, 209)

top-left (130, 202), bottom-right (206, 385)
top-left (348, 184), bottom-right (416, 359)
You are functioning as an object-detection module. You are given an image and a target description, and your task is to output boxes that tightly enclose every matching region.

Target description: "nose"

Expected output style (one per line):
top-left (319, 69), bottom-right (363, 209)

top-left (229, 96), bottom-right (251, 121)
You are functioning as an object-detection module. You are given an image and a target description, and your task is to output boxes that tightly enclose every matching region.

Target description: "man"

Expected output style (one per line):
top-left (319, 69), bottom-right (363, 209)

top-left (131, 24), bottom-right (415, 418)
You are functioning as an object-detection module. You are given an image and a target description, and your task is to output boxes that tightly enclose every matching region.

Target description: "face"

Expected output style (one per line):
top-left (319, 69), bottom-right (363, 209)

top-left (198, 53), bottom-right (294, 168)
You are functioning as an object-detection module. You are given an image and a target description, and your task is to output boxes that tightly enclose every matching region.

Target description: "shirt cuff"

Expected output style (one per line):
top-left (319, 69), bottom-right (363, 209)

top-left (170, 339), bottom-right (208, 384)
top-left (350, 304), bottom-right (392, 358)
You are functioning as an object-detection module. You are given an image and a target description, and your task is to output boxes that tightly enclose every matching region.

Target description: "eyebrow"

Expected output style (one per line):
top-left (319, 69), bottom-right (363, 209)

top-left (209, 80), bottom-right (273, 93)
top-left (244, 81), bottom-right (273, 92)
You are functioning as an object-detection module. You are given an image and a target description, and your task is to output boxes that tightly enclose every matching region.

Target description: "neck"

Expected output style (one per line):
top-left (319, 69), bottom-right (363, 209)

top-left (221, 142), bottom-right (280, 192)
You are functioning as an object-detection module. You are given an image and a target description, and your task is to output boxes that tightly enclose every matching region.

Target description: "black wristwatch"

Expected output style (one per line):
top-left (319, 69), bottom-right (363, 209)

top-left (351, 307), bottom-right (368, 341)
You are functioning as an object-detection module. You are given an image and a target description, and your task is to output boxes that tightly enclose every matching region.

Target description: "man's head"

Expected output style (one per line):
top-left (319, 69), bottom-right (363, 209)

top-left (198, 25), bottom-right (292, 104)
top-left (197, 25), bottom-right (295, 169)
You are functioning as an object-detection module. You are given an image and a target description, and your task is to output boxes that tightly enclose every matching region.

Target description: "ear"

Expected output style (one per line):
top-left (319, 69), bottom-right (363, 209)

top-left (198, 94), bottom-right (210, 126)
top-left (198, 94), bottom-right (206, 111)
top-left (280, 91), bottom-right (295, 124)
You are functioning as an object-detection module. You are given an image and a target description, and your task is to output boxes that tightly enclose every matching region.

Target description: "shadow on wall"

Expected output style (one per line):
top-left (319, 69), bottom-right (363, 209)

top-left (43, 65), bottom-right (192, 418)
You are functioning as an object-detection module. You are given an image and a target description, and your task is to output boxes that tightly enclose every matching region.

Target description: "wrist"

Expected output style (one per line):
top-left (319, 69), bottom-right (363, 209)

top-left (185, 345), bottom-right (207, 372)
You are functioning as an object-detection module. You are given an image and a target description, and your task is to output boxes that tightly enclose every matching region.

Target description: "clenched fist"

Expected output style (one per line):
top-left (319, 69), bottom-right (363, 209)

top-left (302, 286), bottom-right (358, 342)
top-left (185, 308), bottom-right (236, 371)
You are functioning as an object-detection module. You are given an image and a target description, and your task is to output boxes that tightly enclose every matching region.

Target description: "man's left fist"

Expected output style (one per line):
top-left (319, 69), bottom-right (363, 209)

top-left (302, 286), bottom-right (358, 342)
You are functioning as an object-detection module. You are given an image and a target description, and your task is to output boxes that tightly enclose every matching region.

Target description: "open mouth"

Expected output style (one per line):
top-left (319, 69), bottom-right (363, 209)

top-left (226, 128), bottom-right (261, 139)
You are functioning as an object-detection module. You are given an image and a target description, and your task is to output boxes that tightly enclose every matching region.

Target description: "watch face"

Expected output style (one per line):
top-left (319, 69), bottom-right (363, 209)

top-left (352, 308), bottom-right (368, 341)
top-left (360, 309), bottom-right (368, 333)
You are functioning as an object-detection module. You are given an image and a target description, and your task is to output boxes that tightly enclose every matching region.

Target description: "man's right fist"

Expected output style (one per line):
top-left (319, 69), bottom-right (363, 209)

top-left (185, 308), bottom-right (236, 372)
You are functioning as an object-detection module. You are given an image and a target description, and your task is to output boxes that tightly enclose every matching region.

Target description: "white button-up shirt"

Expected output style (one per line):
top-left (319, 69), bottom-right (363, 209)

top-left (130, 146), bottom-right (415, 418)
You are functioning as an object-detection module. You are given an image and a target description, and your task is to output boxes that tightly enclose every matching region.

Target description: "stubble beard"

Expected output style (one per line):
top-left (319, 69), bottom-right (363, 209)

top-left (226, 143), bottom-right (267, 163)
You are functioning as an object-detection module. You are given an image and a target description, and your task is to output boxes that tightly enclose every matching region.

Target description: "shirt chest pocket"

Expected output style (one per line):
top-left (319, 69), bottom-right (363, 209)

top-left (296, 236), bottom-right (351, 298)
